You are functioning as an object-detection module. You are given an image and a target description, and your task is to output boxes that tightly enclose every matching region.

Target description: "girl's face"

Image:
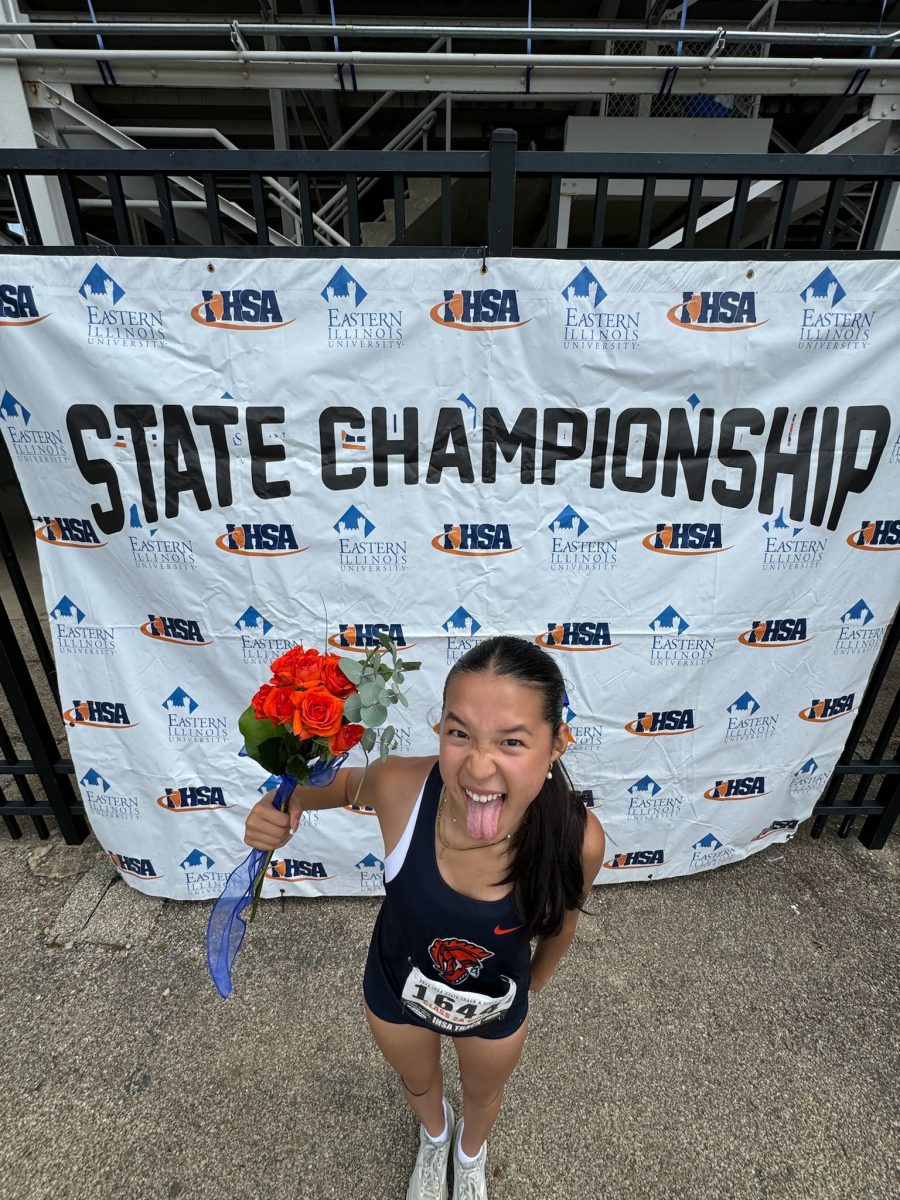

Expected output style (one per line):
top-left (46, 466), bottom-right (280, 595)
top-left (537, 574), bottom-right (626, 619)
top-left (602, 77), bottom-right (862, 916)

top-left (439, 670), bottom-right (568, 842)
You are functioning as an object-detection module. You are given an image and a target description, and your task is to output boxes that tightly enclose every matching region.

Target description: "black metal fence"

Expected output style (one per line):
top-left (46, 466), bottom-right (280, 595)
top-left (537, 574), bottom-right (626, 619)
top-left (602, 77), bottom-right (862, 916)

top-left (1, 129), bottom-right (897, 846)
top-left (4, 130), bottom-right (900, 256)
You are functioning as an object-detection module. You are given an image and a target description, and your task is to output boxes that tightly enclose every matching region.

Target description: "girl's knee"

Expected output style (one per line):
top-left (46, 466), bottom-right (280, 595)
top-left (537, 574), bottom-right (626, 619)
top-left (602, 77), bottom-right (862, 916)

top-left (461, 1081), bottom-right (505, 1109)
top-left (400, 1072), bottom-right (442, 1099)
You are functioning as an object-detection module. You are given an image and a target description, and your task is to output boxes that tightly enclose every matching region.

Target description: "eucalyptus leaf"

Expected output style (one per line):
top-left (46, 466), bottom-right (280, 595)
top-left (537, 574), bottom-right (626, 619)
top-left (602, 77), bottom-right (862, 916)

top-left (337, 657), bottom-right (364, 684)
top-left (378, 631), bottom-right (393, 652)
top-left (402, 661), bottom-right (422, 672)
top-left (377, 663), bottom-right (393, 681)
top-left (343, 694), bottom-right (362, 722)
top-left (397, 691), bottom-right (409, 707)
top-left (360, 727), bottom-right (377, 753)
top-left (359, 680), bottom-right (380, 706)
top-left (361, 702), bottom-right (389, 727)
top-left (379, 725), bottom-right (396, 756)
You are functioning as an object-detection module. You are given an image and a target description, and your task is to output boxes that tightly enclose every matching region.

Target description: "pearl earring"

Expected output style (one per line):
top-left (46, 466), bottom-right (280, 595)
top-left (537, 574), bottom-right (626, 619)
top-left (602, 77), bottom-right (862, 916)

top-left (547, 763), bottom-right (554, 779)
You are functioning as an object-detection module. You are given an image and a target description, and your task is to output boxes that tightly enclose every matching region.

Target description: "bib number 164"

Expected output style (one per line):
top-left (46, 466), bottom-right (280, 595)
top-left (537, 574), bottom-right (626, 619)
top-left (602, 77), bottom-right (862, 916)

top-left (408, 982), bottom-right (500, 1021)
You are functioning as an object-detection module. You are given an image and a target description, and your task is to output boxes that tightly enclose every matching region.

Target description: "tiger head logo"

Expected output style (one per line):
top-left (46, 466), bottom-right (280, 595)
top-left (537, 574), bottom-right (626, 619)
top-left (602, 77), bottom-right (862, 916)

top-left (428, 937), bottom-right (493, 985)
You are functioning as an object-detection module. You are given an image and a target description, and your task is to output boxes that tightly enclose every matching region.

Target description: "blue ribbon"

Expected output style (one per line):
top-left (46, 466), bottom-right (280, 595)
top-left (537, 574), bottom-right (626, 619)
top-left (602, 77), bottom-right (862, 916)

top-left (845, 0), bottom-right (889, 96)
top-left (329, 0), bottom-right (357, 92)
top-left (525, 0), bottom-right (533, 95)
top-left (85, 0), bottom-right (117, 87)
top-left (206, 752), bottom-right (348, 999)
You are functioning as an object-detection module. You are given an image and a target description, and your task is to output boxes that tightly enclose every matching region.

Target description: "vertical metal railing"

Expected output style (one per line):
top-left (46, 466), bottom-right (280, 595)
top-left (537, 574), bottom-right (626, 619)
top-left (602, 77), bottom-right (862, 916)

top-left (810, 614), bottom-right (900, 847)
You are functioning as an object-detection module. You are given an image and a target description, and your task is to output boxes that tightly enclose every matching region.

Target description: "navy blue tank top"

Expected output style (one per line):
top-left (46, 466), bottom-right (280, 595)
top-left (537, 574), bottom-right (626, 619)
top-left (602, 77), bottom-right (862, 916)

top-left (363, 762), bottom-right (531, 1039)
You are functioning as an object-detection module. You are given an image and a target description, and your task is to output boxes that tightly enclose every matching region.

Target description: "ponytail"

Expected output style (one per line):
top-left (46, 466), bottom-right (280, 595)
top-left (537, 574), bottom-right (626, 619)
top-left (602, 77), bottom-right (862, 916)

top-left (502, 759), bottom-right (587, 940)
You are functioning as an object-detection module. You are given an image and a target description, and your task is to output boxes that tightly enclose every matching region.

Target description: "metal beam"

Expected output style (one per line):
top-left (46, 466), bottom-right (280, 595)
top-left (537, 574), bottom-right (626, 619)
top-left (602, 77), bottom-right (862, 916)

top-left (3, 20), bottom-right (899, 48)
top-left (13, 55), bottom-right (900, 95)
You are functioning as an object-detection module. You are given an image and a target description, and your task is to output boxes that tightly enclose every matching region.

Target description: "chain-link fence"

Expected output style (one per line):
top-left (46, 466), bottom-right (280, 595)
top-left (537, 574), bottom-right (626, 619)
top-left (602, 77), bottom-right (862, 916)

top-left (603, 39), bottom-right (762, 120)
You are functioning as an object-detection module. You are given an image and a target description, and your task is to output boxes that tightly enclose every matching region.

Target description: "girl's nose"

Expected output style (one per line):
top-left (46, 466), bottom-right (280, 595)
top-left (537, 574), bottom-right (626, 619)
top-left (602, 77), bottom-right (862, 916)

top-left (466, 747), bottom-right (498, 782)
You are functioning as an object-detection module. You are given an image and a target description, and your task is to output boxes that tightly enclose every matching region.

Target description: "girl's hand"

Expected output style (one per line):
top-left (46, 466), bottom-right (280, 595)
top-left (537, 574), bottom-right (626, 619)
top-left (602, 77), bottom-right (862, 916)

top-left (243, 789), bottom-right (305, 850)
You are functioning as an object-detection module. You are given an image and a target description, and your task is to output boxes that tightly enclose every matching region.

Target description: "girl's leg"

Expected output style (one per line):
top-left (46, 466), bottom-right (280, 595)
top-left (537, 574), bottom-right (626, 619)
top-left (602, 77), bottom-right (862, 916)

top-left (365, 1003), bottom-right (446, 1137)
top-left (453, 1018), bottom-right (528, 1156)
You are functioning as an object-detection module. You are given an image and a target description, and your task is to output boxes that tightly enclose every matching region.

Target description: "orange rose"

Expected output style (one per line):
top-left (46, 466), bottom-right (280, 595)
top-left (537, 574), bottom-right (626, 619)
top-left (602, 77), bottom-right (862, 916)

top-left (252, 682), bottom-right (274, 720)
top-left (270, 646), bottom-right (322, 688)
top-left (332, 722), bottom-right (365, 752)
top-left (252, 682), bottom-right (295, 726)
top-left (321, 655), bottom-right (356, 699)
top-left (292, 685), bottom-right (344, 739)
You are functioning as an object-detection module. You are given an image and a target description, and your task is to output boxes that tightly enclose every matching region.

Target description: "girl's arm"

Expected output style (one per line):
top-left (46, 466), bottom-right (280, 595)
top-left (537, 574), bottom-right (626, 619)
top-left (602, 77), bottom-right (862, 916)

top-left (243, 765), bottom-right (371, 852)
top-left (529, 813), bottom-right (605, 993)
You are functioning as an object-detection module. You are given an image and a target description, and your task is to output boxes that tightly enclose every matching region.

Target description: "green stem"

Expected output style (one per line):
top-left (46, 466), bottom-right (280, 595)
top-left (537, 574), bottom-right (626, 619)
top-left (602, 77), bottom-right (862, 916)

top-left (248, 849), bottom-right (271, 924)
top-left (350, 749), bottom-right (371, 808)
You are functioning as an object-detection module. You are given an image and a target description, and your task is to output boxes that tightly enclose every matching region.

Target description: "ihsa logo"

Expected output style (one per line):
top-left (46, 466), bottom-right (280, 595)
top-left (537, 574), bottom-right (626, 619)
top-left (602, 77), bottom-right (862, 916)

top-left (432, 523), bottom-right (520, 556)
top-left (624, 708), bottom-right (698, 736)
top-left (266, 858), bottom-right (334, 881)
top-left (34, 516), bottom-right (105, 548)
top-left (327, 622), bottom-right (411, 652)
top-left (109, 852), bottom-right (162, 880)
top-left (430, 289), bottom-right (530, 331)
top-left (703, 776), bottom-right (768, 801)
top-left (534, 621), bottom-right (617, 651)
top-left (0, 284), bottom-right (48, 326)
top-left (641, 523), bottom-right (728, 555)
top-left (667, 289), bottom-right (766, 331)
top-left (63, 699), bottom-right (136, 729)
top-left (156, 785), bottom-right (229, 812)
top-left (798, 694), bottom-right (854, 723)
top-left (603, 850), bottom-right (665, 870)
top-left (738, 618), bottom-right (810, 647)
top-left (139, 615), bottom-right (212, 646)
top-left (191, 289), bottom-right (292, 330)
top-left (846, 519), bottom-right (900, 550)
top-left (215, 523), bottom-right (305, 556)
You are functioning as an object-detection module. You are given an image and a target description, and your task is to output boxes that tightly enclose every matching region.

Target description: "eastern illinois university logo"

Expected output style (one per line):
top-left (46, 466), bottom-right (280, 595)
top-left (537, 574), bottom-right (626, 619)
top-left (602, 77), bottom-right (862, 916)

top-left (79, 264), bottom-right (165, 348)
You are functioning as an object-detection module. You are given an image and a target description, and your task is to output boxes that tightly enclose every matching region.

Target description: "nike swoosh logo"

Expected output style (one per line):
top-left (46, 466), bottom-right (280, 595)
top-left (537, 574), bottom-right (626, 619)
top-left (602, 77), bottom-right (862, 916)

top-left (494, 924), bottom-right (523, 936)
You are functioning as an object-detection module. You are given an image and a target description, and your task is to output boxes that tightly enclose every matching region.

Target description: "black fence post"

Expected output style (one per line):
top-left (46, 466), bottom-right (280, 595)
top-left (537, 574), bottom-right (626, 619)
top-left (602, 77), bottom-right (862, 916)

top-left (0, 594), bottom-right (86, 844)
top-left (488, 129), bottom-right (518, 256)
top-left (858, 756), bottom-right (900, 849)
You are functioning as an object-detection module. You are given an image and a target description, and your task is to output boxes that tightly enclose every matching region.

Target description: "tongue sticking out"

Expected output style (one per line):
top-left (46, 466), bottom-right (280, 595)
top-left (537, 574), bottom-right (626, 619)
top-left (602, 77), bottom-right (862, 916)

top-left (466, 794), bottom-right (505, 841)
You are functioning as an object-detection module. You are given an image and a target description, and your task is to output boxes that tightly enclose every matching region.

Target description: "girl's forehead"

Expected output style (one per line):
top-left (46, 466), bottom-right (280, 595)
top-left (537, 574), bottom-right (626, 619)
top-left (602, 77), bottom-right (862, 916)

top-left (444, 671), bottom-right (547, 725)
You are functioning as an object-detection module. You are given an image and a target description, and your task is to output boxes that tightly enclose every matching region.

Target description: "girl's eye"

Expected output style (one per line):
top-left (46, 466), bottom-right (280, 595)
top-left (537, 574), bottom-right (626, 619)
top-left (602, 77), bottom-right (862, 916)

top-left (447, 728), bottom-right (467, 739)
top-left (503, 738), bottom-right (524, 748)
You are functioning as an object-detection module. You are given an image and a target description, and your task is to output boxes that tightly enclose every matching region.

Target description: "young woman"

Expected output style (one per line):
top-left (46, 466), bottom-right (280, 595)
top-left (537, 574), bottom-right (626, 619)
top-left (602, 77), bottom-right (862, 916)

top-left (244, 636), bottom-right (605, 1200)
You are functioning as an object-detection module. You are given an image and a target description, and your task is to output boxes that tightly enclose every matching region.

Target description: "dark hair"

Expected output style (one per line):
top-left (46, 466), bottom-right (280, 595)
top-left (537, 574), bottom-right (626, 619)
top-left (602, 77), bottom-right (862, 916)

top-left (443, 635), bottom-right (588, 941)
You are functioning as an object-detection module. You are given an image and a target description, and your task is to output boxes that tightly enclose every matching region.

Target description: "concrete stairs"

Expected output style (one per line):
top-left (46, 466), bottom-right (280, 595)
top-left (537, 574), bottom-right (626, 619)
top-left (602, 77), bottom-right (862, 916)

top-left (360, 177), bottom-right (443, 246)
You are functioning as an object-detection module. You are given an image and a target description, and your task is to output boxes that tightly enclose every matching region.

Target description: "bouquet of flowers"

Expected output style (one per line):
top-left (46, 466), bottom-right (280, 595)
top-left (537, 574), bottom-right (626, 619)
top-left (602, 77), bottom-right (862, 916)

top-left (206, 633), bottom-right (418, 999)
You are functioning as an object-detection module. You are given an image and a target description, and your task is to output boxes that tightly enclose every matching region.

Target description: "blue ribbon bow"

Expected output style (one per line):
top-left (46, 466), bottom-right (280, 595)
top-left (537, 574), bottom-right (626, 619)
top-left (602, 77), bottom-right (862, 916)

top-left (206, 753), bottom-right (347, 999)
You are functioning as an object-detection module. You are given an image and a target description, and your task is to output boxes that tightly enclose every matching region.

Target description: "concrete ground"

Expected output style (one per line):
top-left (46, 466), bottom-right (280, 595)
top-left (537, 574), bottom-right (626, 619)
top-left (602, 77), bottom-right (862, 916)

top-left (2, 476), bottom-right (899, 1199)
top-left (1, 820), bottom-right (898, 1200)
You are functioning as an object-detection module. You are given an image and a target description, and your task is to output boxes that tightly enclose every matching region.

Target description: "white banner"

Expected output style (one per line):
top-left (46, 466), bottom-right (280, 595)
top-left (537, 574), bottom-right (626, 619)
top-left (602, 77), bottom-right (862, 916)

top-left (2, 255), bottom-right (898, 899)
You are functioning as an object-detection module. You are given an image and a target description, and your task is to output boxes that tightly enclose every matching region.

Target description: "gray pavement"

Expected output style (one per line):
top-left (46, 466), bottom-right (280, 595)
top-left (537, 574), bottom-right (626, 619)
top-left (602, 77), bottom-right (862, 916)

top-left (1, 821), bottom-right (898, 1200)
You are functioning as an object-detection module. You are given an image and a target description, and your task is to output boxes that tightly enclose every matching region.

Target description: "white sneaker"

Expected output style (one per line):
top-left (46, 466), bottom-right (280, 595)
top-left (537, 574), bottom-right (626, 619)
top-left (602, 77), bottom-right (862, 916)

top-left (407, 1099), bottom-right (456, 1200)
top-left (451, 1122), bottom-right (488, 1200)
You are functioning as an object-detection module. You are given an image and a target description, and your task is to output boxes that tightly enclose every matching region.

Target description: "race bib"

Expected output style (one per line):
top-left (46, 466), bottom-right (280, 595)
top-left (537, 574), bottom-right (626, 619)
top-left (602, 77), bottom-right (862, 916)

top-left (401, 964), bottom-right (517, 1033)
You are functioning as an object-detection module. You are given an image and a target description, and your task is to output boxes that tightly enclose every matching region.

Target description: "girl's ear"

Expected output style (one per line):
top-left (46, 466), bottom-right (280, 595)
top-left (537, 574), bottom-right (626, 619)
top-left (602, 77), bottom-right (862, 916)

top-left (554, 724), bottom-right (572, 757)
